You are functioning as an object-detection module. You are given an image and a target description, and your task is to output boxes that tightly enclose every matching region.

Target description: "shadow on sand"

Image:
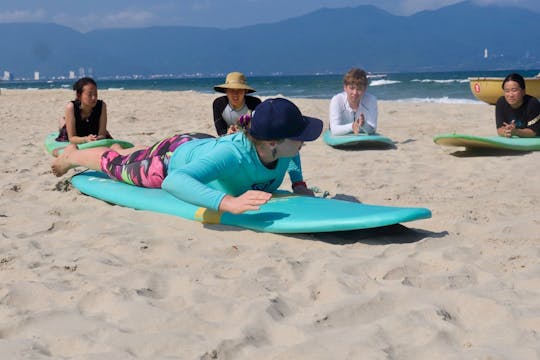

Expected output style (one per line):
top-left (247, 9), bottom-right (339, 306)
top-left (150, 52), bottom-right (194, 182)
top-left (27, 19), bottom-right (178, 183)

top-left (450, 148), bottom-right (531, 157)
top-left (203, 192), bottom-right (440, 245)
top-left (331, 142), bottom-right (397, 151)
top-left (306, 224), bottom-right (448, 245)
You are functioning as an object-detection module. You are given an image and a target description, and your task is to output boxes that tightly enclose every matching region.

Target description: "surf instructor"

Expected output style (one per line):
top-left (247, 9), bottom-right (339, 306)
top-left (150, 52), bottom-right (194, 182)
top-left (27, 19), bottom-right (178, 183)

top-left (52, 98), bottom-right (323, 214)
top-left (212, 72), bottom-right (261, 136)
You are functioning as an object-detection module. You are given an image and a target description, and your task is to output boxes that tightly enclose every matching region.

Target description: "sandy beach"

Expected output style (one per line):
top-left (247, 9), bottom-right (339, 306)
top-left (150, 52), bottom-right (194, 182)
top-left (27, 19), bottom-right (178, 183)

top-left (1, 89), bottom-right (539, 359)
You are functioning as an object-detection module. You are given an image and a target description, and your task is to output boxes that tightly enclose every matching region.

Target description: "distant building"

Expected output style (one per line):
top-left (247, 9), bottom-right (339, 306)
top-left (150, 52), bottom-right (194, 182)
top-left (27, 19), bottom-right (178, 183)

top-left (69, 71), bottom-right (76, 79)
top-left (34, 71), bottom-right (40, 80)
top-left (484, 48), bottom-right (488, 59)
top-left (2, 71), bottom-right (12, 81)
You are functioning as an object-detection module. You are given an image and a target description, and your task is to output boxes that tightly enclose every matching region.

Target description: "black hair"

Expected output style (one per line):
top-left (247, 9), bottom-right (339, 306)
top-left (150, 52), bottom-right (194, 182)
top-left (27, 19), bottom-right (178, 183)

top-left (73, 77), bottom-right (97, 95)
top-left (502, 73), bottom-right (525, 90)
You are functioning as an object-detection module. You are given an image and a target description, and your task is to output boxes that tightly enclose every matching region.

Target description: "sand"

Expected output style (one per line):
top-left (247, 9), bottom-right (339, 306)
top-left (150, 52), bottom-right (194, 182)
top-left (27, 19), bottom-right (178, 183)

top-left (0, 89), bottom-right (539, 359)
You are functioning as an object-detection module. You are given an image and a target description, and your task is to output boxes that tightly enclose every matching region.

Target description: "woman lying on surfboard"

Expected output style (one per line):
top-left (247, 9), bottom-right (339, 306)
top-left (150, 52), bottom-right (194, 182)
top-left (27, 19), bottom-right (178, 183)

top-left (496, 73), bottom-right (540, 138)
top-left (52, 98), bottom-right (323, 214)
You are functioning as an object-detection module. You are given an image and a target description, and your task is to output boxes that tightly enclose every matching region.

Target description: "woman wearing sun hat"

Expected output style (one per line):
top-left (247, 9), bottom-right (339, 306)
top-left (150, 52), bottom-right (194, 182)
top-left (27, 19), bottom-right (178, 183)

top-left (213, 72), bottom-right (262, 136)
top-left (52, 98), bottom-right (323, 214)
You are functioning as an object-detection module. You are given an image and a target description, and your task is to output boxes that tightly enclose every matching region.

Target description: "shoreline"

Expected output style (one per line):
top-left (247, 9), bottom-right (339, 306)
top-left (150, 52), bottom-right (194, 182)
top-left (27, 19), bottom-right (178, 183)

top-left (0, 69), bottom-right (500, 103)
top-left (0, 87), bottom-right (485, 105)
top-left (1, 89), bottom-right (538, 358)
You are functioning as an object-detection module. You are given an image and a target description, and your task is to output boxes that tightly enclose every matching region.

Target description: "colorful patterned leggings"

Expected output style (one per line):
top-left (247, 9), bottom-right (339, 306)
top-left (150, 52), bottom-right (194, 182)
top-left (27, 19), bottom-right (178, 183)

top-left (100, 133), bottom-right (214, 188)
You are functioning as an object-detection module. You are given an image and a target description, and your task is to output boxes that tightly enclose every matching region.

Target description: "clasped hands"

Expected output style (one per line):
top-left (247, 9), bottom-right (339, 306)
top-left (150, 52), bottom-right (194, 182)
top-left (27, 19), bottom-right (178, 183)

top-left (352, 113), bottom-right (365, 135)
top-left (500, 120), bottom-right (516, 138)
top-left (85, 134), bottom-right (104, 142)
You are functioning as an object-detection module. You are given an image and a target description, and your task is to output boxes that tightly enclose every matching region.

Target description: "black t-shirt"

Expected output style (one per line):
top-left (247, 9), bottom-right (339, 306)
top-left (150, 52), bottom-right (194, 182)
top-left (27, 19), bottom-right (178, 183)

top-left (495, 95), bottom-right (540, 135)
top-left (73, 99), bottom-right (103, 136)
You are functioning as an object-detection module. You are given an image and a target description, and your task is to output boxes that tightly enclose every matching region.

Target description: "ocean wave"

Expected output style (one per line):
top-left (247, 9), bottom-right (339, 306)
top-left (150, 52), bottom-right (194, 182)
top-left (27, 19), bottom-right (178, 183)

top-left (411, 78), bottom-right (469, 83)
top-left (106, 87), bottom-right (125, 91)
top-left (369, 79), bottom-right (401, 86)
top-left (393, 97), bottom-right (482, 104)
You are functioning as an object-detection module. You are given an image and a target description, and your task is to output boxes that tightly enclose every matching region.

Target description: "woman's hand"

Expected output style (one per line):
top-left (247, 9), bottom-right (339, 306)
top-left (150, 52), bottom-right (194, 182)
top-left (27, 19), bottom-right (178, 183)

top-left (227, 124), bottom-right (239, 134)
top-left (218, 190), bottom-right (272, 214)
top-left (86, 134), bottom-right (99, 142)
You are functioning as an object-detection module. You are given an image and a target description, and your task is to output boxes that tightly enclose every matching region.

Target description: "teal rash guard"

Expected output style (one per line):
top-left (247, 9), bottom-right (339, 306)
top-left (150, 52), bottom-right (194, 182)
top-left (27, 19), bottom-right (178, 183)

top-left (162, 132), bottom-right (304, 211)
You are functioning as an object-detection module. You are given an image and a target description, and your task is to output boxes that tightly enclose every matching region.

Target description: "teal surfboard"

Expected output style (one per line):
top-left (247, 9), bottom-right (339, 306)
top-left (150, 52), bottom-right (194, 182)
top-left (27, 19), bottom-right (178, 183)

top-left (71, 171), bottom-right (432, 234)
top-left (323, 130), bottom-right (394, 148)
top-left (45, 132), bottom-right (134, 156)
top-left (433, 133), bottom-right (540, 151)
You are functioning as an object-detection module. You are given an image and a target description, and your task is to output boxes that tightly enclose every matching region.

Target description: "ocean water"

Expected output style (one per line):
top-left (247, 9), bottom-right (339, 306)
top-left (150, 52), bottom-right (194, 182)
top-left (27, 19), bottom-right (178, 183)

top-left (2, 69), bottom-right (539, 103)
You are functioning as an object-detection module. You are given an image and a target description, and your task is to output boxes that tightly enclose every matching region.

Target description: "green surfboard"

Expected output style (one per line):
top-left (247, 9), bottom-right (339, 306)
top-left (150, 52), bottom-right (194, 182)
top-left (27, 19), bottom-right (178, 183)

top-left (433, 133), bottom-right (540, 151)
top-left (45, 132), bottom-right (134, 156)
top-left (323, 130), bottom-right (394, 148)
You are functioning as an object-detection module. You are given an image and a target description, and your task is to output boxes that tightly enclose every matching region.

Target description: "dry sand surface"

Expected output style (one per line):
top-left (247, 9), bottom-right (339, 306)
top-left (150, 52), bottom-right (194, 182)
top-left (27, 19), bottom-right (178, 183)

top-left (0, 89), bottom-right (539, 359)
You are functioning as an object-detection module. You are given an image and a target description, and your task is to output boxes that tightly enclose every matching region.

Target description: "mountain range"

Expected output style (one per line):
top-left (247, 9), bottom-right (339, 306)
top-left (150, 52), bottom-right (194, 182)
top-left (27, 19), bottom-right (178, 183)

top-left (1, 1), bottom-right (539, 79)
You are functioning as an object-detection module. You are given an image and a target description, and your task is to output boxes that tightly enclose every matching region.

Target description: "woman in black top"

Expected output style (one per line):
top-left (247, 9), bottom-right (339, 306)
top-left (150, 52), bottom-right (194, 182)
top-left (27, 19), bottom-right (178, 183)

top-left (496, 73), bottom-right (540, 138)
top-left (212, 72), bottom-right (261, 136)
top-left (56, 77), bottom-right (113, 144)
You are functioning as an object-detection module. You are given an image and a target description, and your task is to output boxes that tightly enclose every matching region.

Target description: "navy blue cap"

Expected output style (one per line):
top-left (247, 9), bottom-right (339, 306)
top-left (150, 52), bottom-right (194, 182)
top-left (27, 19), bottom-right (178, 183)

top-left (249, 98), bottom-right (323, 141)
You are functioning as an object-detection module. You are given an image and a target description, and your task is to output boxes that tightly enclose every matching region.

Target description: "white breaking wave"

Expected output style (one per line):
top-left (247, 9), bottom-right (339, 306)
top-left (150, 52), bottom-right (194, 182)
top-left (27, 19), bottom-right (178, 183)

top-left (393, 97), bottom-right (483, 104)
top-left (411, 78), bottom-right (469, 83)
top-left (369, 79), bottom-right (401, 86)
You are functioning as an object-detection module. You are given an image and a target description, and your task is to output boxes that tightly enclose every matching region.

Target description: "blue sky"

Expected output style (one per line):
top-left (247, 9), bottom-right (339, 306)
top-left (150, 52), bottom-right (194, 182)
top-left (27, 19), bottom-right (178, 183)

top-left (0, 0), bottom-right (537, 32)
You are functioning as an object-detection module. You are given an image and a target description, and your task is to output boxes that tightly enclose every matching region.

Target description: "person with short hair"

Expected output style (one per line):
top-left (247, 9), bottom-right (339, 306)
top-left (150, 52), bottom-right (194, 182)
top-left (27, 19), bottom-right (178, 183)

top-left (329, 68), bottom-right (378, 135)
top-left (52, 98), bottom-right (323, 214)
top-left (496, 72), bottom-right (540, 138)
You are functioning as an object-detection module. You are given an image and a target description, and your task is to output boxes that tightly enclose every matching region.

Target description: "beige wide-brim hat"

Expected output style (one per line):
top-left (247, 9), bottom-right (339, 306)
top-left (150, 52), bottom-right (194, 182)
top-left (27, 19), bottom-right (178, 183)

top-left (214, 72), bottom-right (256, 93)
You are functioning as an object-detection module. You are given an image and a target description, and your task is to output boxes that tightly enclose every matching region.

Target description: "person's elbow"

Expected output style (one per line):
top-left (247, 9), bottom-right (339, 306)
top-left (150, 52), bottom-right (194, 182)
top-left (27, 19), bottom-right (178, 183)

top-left (329, 126), bottom-right (349, 136)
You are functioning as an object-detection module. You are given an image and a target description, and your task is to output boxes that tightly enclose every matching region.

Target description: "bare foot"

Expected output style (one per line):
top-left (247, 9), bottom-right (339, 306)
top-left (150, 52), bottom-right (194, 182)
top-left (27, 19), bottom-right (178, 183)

top-left (109, 143), bottom-right (123, 152)
top-left (51, 144), bottom-right (77, 177)
top-left (51, 146), bottom-right (66, 157)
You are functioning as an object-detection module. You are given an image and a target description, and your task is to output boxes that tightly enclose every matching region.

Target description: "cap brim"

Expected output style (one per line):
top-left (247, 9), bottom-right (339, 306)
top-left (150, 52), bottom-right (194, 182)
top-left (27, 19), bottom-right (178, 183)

top-left (213, 85), bottom-right (256, 94)
top-left (290, 116), bottom-right (323, 141)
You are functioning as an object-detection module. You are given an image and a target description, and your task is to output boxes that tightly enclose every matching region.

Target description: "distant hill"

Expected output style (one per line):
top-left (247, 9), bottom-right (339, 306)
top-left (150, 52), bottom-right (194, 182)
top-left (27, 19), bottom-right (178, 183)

top-left (1, 1), bottom-right (539, 78)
